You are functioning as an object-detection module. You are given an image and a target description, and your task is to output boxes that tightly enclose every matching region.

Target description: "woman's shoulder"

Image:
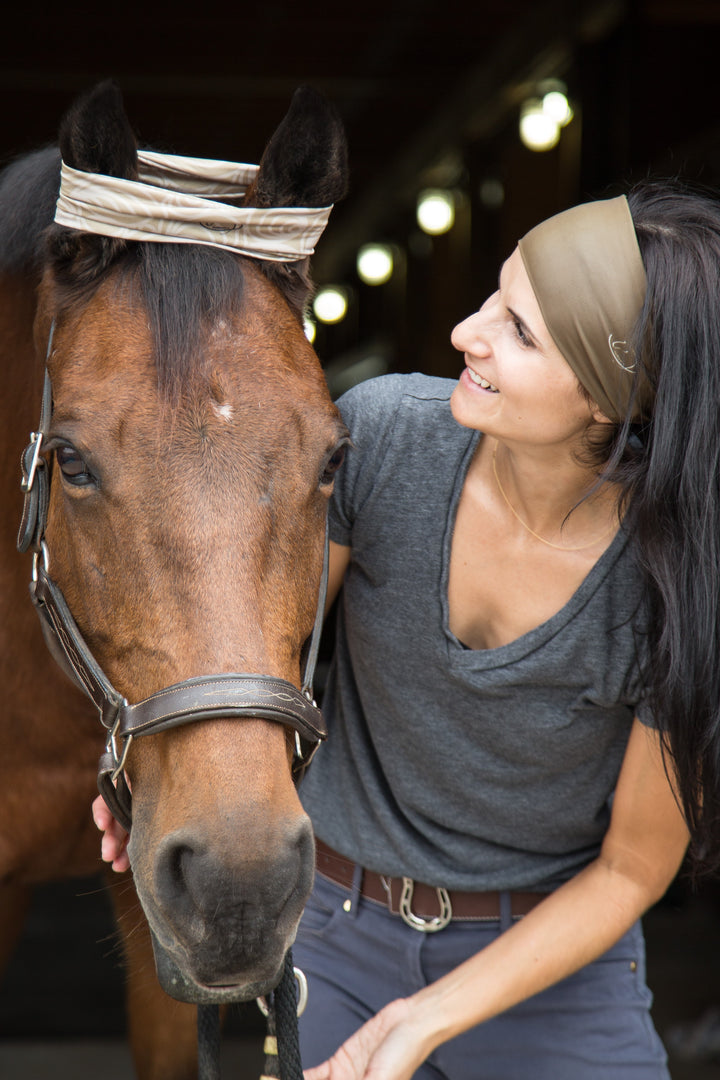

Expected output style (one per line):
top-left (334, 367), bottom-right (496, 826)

top-left (336, 372), bottom-right (457, 432)
top-left (329, 374), bottom-right (464, 537)
top-left (337, 372), bottom-right (455, 407)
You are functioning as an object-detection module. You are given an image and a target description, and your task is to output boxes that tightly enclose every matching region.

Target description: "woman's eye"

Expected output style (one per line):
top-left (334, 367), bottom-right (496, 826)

top-left (320, 445), bottom-right (347, 486)
top-left (56, 445), bottom-right (95, 486)
top-left (513, 317), bottom-right (531, 347)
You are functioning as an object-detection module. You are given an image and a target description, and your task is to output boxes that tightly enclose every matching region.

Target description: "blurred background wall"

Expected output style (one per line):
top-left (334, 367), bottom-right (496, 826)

top-left (4, 0), bottom-right (720, 392)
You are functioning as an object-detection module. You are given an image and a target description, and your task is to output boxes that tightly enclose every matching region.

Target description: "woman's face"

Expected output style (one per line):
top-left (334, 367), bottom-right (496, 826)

top-left (450, 247), bottom-right (602, 449)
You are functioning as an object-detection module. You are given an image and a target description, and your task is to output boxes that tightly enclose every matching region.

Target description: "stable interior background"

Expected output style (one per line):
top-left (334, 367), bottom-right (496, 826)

top-left (3, 1), bottom-right (720, 1076)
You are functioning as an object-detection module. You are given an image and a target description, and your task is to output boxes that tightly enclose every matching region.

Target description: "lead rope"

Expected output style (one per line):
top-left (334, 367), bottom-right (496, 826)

top-left (197, 1004), bottom-right (221, 1080)
top-left (276, 951), bottom-right (305, 1080)
top-left (196, 951), bottom-right (303, 1080)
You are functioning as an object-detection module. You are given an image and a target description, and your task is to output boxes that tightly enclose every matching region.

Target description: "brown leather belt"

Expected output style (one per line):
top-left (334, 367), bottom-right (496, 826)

top-left (315, 839), bottom-right (547, 930)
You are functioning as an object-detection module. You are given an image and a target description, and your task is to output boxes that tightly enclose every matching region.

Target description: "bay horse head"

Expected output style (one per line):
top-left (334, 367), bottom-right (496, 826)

top-left (21, 81), bottom-right (348, 1002)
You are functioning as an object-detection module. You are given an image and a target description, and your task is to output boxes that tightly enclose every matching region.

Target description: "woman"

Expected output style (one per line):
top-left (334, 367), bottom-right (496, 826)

top-left (96, 183), bottom-right (720, 1078)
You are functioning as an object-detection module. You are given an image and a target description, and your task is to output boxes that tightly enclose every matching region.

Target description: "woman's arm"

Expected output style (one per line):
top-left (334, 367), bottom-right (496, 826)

top-left (305, 718), bottom-right (690, 1080)
top-left (326, 541), bottom-right (351, 614)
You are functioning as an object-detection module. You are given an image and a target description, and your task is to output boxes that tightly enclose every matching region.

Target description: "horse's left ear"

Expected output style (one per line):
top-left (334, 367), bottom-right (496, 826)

top-left (250, 86), bottom-right (348, 210)
top-left (49, 81), bottom-right (139, 287)
top-left (247, 87), bottom-right (349, 318)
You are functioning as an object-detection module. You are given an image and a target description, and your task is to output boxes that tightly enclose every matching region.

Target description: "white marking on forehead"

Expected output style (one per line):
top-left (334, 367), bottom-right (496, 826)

top-left (212, 402), bottom-right (234, 422)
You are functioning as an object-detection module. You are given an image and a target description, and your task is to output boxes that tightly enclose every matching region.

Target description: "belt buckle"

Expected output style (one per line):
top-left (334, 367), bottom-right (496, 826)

top-left (399, 877), bottom-right (452, 932)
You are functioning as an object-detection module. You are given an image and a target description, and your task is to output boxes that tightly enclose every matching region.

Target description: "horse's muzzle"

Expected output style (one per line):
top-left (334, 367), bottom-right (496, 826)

top-left (135, 813), bottom-right (315, 1003)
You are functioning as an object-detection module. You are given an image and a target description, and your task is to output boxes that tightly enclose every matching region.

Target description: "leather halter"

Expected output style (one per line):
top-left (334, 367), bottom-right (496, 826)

top-left (18, 322), bottom-right (328, 832)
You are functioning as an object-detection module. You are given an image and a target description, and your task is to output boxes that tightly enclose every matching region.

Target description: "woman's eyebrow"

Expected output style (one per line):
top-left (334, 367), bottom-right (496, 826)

top-left (498, 260), bottom-right (542, 345)
top-left (506, 305), bottom-right (539, 344)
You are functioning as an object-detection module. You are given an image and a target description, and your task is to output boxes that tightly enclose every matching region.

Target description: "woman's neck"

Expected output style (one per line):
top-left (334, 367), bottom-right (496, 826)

top-left (479, 436), bottom-right (620, 553)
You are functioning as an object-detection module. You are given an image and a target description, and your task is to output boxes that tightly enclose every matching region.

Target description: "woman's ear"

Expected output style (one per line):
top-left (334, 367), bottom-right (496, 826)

top-left (590, 403), bottom-right (614, 425)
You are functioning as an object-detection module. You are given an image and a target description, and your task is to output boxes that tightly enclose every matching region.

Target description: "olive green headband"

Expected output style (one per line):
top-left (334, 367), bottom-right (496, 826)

top-left (517, 195), bottom-right (647, 422)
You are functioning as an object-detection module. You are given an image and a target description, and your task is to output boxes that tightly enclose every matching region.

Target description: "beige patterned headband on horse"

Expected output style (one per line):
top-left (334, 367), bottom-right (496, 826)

top-left (54, 149), bottom-right (334, 262)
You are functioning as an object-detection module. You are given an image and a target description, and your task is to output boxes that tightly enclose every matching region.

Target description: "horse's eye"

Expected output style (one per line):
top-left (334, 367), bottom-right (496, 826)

top-left (320, 444), bottom-right (347, 487)
top-left (56, 445), bottom-right (95, 487)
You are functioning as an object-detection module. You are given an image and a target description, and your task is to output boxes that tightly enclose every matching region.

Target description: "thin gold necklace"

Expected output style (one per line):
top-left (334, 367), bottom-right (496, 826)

top-left (492, 446), bottom-right (616, 552)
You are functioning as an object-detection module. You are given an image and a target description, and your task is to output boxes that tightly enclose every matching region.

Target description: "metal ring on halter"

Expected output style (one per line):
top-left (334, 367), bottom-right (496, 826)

top-left (107, 716), bottom-right (134, 783)
top-left (256, 966), bottom-right (308, 1018)
top-left (32, 541), bottom-right (50, 582)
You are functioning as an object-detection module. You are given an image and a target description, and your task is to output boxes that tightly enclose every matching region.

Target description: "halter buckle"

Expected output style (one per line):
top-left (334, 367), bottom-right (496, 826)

top-left (399, 877), bottom-right (453, 933)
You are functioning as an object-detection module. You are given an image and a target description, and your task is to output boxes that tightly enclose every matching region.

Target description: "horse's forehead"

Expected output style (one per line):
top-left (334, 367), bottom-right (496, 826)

top-left (46, 273), bottom-right (337, 449)
top-left (49, 276), bottom-right (322, 398)
top-left (49, 287), bottom-right (153, 377)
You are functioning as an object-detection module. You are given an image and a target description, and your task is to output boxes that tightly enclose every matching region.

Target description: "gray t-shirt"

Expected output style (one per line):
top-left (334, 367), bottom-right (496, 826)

top-left (300, 374), bottom-right (649, 893)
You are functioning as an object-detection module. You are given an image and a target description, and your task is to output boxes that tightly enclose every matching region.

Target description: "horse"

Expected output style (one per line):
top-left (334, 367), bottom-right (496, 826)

top-left (0, 80), bottom-right (348, 1078)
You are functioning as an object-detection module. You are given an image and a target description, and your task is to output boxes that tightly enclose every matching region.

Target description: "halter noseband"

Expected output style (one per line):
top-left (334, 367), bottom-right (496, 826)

top-left (18, 322), bottom-right (327, 832)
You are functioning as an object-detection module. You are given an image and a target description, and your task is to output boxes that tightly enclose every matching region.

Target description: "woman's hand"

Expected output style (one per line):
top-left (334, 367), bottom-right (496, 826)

top-left (92, 794), bottom-right (130, 872)
top-left (304, 998), bottom-right (432, 1080)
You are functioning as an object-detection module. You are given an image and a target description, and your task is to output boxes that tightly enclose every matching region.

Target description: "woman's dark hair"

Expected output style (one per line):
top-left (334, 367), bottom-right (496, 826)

top-left (599, 180), bottom-right (720, 874)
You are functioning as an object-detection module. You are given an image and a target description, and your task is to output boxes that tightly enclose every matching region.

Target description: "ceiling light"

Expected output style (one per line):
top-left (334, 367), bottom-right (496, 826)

top-left (416, 189), bottom-right (455, 236)
top-left (519, 99), bottom-right (560, 152)
top-left (313, 287), bottom-right (348, 324)
top-left (356, 243), bottom-right (394, 285)
top-left (542, 90), bottom-right (573, 127)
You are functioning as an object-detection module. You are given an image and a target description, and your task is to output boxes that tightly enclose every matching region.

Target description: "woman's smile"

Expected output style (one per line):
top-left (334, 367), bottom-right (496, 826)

top-left (464, 366), bottom-right (499, 392)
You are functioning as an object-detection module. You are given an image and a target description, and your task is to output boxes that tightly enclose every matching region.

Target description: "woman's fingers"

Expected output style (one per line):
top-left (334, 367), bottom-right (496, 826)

top-left (92, 793), bottom-right (130, 872)
top-left (303, 999), bottom-right (419, 1080)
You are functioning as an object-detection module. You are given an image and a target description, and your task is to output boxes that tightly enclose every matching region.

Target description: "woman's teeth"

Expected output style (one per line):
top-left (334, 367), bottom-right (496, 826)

top-left (468, 369), bottom-right (499, 392)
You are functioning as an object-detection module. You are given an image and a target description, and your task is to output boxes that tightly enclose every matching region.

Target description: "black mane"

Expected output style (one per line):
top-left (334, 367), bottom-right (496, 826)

top-left (0, 147), bottom-right (61, 274)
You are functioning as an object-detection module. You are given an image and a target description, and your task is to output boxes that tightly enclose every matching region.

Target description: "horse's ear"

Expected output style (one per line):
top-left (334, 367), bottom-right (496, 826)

top-left (247, 87), bottom-right (349, 318)
top-left (59, 80), bottom-right (138, 179)
top-left (250, 86), bottom-right (348, 210)
top-left (49, 81), bottom-right (138, 285)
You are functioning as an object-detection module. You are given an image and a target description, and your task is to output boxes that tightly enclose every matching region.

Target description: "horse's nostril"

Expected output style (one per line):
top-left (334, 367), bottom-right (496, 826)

top-left (153, 820), bottom-right (314, 929)
top-left (166, 842), bottom-right (195, 895)
top-left (154, 835), bottom-right (210, 922)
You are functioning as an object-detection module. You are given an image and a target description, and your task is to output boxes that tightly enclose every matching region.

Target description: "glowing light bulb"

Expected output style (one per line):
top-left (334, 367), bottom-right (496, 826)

top-left (519, 99), bottom-right (560, 152)
top-left (416, 190), bottom-right (455, 236)
top-left (304, 317), bottom-right (316, 343)
top-left (542, 90), bottom-right (573, 127)
top-left (356, 244), bottom-right (394, 285)
top-left (313, 287), bottom-right (348, 324)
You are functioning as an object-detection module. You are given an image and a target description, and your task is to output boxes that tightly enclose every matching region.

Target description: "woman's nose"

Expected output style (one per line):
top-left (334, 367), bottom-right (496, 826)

top-left (451, 309), bottom-right (489, 354)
